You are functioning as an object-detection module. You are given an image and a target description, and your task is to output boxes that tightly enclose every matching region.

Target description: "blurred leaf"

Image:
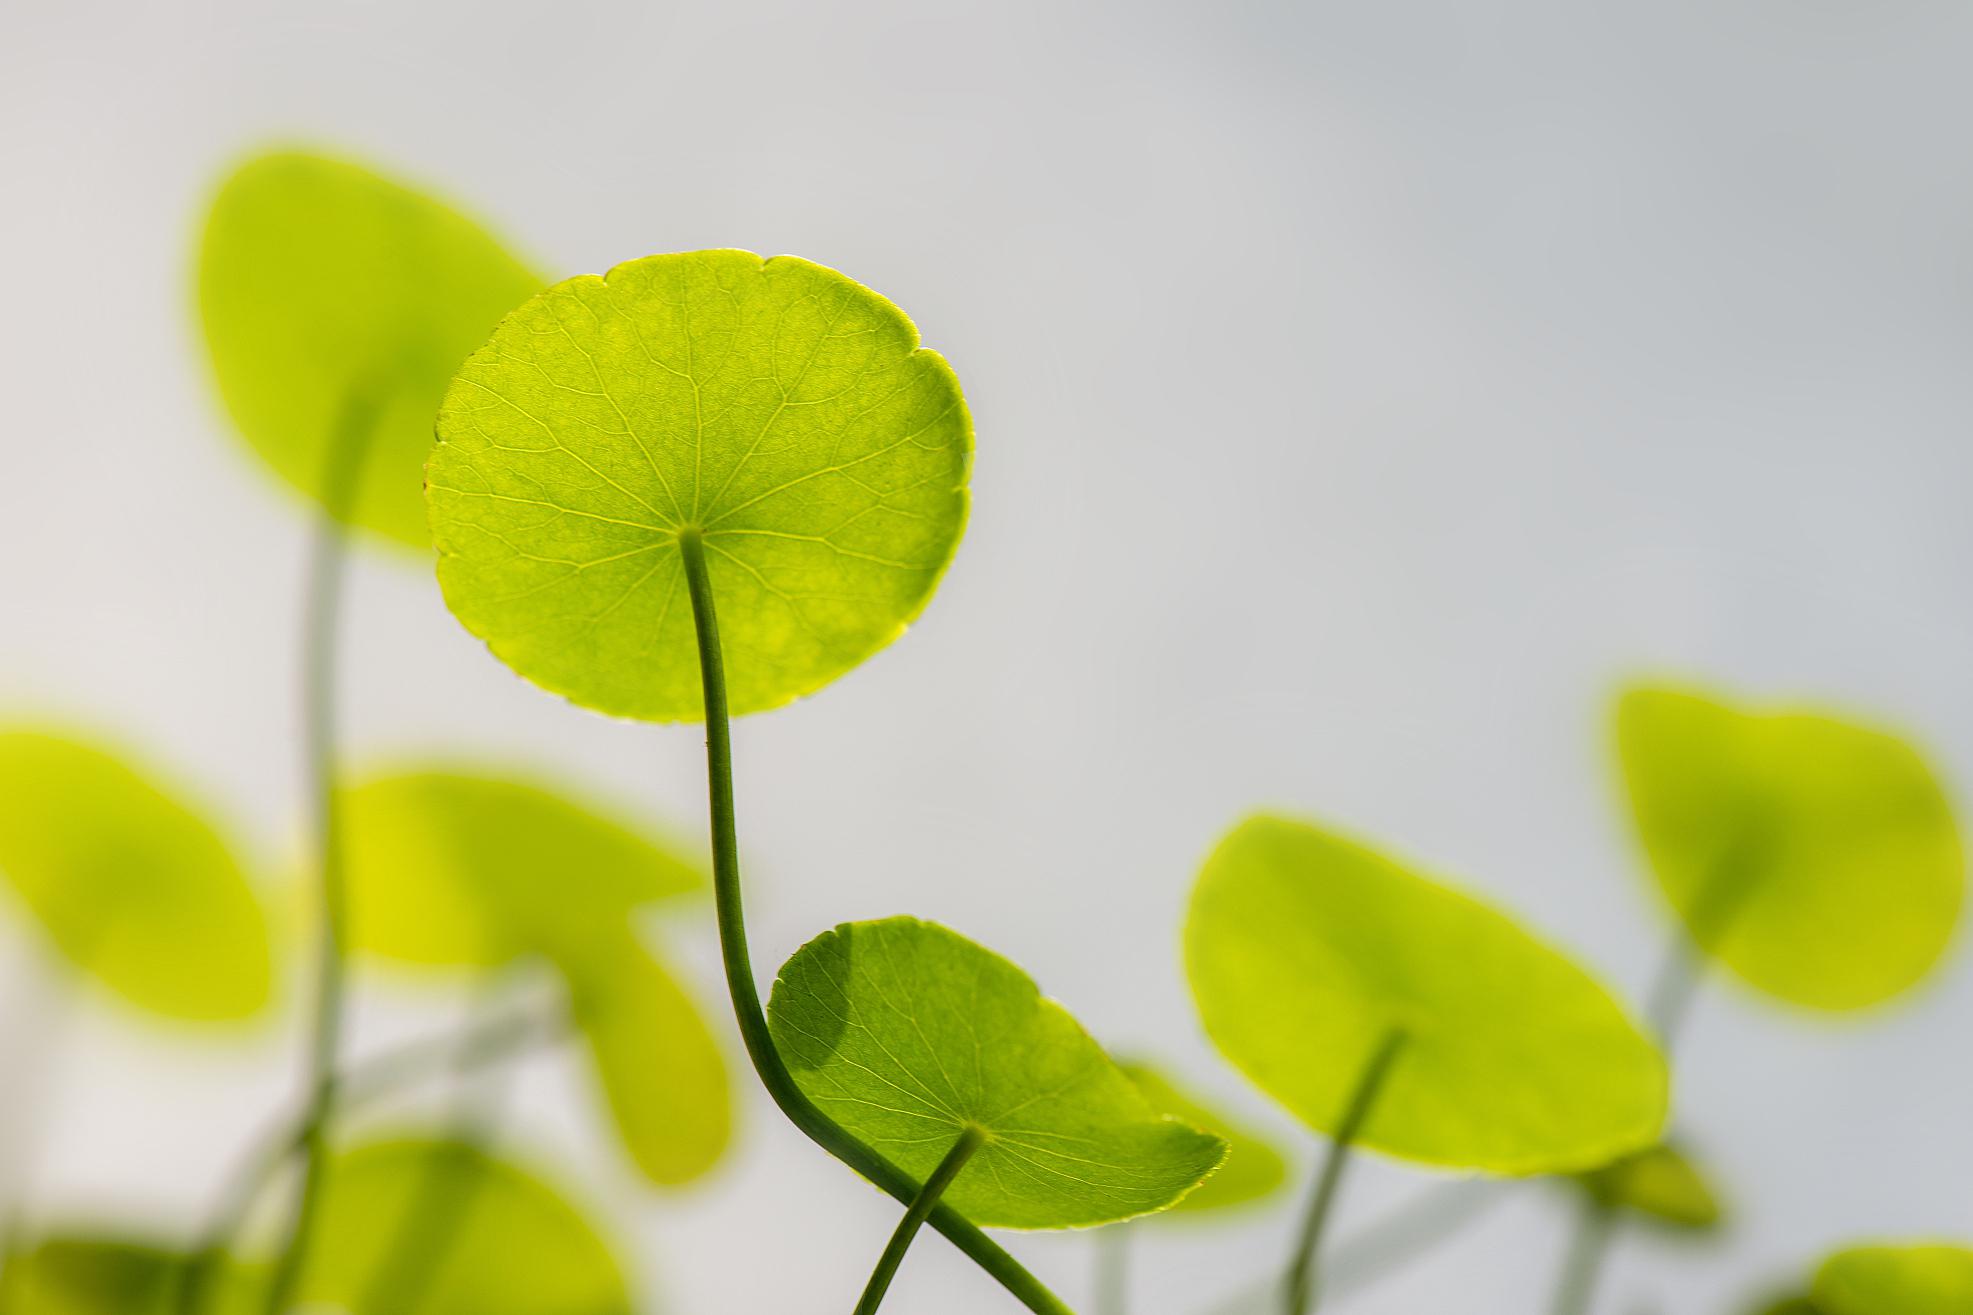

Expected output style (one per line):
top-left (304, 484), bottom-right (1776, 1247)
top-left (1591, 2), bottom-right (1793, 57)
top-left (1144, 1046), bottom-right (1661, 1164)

top-left (768, 917), bottom-right (1225, 1228)
top-left (1813, 1242), bottom-right (1973, 1315)
top-left (562, 926), bottom-right (733, 1186)
top-left (199, 149), bottom-right (539, 548)
top-left (301, 1137), bottom-right (631, 1315)
top-left (0, 1236), bottom-right (181, 1315)
top-left (1575, 1142), bottom-right (1722, 1231)
top-left (0, 730), bottom-right (270, 1020)
top-left (1117, 1060), bottom-right (1288, 1216)
top-left (341, 768), bottom-right (702, 967)
top-left (1185, 813), bottom-right (1667, 1174)
top-left (1617, 684), bottom-right (1962, 1010)
top-left (427, 250), bottom-right (972, 721)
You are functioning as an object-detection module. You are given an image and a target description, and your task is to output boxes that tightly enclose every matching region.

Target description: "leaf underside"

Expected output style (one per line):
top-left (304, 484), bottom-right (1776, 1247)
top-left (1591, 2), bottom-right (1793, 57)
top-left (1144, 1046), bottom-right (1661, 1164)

top-left (1812, 1243), bottom-right (1973, 1315)
top-left (1118, 1060), bottom-right (1289, 1217)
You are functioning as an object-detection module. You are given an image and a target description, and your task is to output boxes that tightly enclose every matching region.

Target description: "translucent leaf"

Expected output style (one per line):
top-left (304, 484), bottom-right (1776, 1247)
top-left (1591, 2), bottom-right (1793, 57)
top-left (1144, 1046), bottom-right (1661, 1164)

top-left (0, 1236), bottom-right (182, 1315)
top-left (0, 730), bottom-right (270, 1021)
top-left (767, 917), bottom-right (1225, 1228)
top-left (341, 768), bottom-right (702, 967)
top-left (1813, 1243), bottom-right (1973, 1315)
top-left (198, 150), bottom-right (540, 548)
top-left (299, 1137), bottom-right (631, 1315)
top-left (427, 250), bottom-right (972, 721)
top-left (1185, 813), bottom-right (1667, 1174)
top-left (1617, 685), bottom-right (1962, 1010)
top-left (1576, 1142), bottom-right (1722, 1230)
top-left (1118, 1060), bottom-right (1288, 1216)
top-left (562, 926), bottom-right (733, 1186)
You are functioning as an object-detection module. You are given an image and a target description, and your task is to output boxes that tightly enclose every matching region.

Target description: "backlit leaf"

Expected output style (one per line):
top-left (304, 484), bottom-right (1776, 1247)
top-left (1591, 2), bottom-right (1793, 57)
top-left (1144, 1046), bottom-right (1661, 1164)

top-left (768, 917), bottom-right (1225, 1228)
top-left (1617, 685), bottom-right (1962, 1010)
top-left (0, 730), bottom-right (269, 1021)
top-left (1576, 1142), bottom-right (1722, 1230)
top-left (1813, 1243), bottom-right (1973, 1315)
top-left (1118, 1061), bottom-right (1288, 1216)
top-left (427, 250), bottom-right (972, 721)
top-left (1185, 814), bottom-right (1667, 1174)
top-left (199, 150), bottom-right (539, 548)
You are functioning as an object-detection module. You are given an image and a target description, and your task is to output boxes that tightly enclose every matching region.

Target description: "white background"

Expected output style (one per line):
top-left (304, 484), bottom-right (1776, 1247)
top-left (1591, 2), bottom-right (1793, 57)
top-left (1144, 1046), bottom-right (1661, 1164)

top-left (4, 2), bottom-right (1972, 1312)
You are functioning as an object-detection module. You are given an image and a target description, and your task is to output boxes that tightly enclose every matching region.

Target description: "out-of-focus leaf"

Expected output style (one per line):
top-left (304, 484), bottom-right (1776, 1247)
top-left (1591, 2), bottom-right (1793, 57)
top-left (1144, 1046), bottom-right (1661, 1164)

top-left (563, 926), bottom-right (732, 1186)
top-left (198, 150), bottom-right (540, 548)
top-left (0, 730), bottom-right (269, 1020)
top-left (1118, 1060), bottom-right (1288, 1216)
top-left (1575, 1142), bottom-right (1722, 1231)
top-left (0, 1236), bottom-right (180, 1315)
top-left (1185, 813), bottom-right (1667, 1174)
top-left (427, 250), bottom-right (973, 721)
top-left (768, 917), bottom-right (1226, 1228)
top-left (1813, 1242), bottom-right (1973, 1315)
top-left (1617, 684), bottom-right (1962, 1010)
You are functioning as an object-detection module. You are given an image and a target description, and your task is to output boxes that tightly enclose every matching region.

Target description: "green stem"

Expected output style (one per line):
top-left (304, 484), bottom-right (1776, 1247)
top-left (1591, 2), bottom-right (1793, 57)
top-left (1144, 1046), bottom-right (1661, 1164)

top-left (1282, 1028), bottom-right (1407, 1315)
top-left (257, 398), bottom-right (379, 1315)
top-left (854, 1124), bottom-right (987, 1315)
top-left (1547, 1203), bottom-right (1615, 1315)
top-left (1094, 1226), bottom-right (1130, 1315)
top-left (676, 529), bottom-right (1073, 1315)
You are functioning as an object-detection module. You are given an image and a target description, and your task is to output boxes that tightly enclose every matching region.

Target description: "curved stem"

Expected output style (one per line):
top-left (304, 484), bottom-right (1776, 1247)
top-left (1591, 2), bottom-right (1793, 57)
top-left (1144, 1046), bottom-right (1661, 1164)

top-left (676, 529), bottom-right (1073, 1315)
top-left (854, 1124), bottom-right (986, 1315)
top-left (1282, 1028), bottom-right (1407, 1315)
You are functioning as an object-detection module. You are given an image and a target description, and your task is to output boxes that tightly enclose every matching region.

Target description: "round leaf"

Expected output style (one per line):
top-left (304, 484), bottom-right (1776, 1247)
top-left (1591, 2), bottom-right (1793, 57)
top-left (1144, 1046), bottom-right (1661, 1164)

top-left (199, 150), bottom-right (540, 548)
top-left (427, 249), bottom-right (972, 721)
top-left (1185, 813), bottom-right (1667, 1174)
top-left (767, 917), bottom-right (1225, 1229)
top-left (341, 768), bottom-right (702, 967)
top-left (1118, 1060), bottom-right (1288, 1216)
top-left (1617, 685), bottom-right (1962, 1010)
top-left (301, 1138), bottom-right (630, 1315)
top-left (0, 1236), bottom-right (181, 1315)
top-left (1814, 1243), bottom-right (1973, 1315)
top-left (0, 730), bottom-right (270, 1020)
top-left (1576, 1142), bottom-right (1723, 1231)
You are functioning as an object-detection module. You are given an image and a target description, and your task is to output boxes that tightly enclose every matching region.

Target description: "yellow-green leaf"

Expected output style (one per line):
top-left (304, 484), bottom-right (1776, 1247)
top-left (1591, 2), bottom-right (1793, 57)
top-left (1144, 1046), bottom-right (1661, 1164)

top-left (1185, 813), bottom-right (1667, 1174)
top-left (0, 1237), bottom-right (181, 1315)
top-left (427, 250), bottom-right (972, 721)
top-left (0, 731), bottom-right (269, 1021)
top-left (768, 917), bottom-right (1225, 1229)
top-left (1617, 685), bottom-right (1962, 1011)
top-left (1576, 1142), bottom-right (1723, 1230)
top-left (198, 150), bottom-right (540, 548)
top-left (1814, 1243), bottom-right (1973, 1315)
top-left (1118, 1061), bottom-right (1288, 1216)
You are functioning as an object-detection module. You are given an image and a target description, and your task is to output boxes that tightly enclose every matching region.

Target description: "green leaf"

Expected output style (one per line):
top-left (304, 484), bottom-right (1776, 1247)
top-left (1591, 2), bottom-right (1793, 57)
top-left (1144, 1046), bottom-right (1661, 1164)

top-left (1813, 1243), bottom-right (1973, 1315)
top-left (1617, 684), bottom-right (1962, 1010)
top-left (341, 768), bottom-right (702, 968)
top-left (1185, 813), bottom-right (1667, 1174)
top-left (1117, 1061), bottom-right (1288, 1216)
top-left (1575, 1142), bottom-right (1722, 1230)
top-left (562, 926), bottom-right (734, 1186)
top-left (0, 1236), bottom-right (182, 1315)
top-left (0, 730), bottom-right (270, 1021)
top-left (767, 917), bottom-right (1225, 1229)
top-left (199, 150), bottom-right (540, 548)
top-left (300, 1137), bottom-right (631, 1315)
top-left (427, 250), bottom-right (972, 721)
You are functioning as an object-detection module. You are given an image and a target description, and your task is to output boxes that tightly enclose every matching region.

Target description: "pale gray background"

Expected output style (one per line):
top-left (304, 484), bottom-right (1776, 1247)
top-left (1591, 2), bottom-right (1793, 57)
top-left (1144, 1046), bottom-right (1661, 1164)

top-left (3, 1), bottom-right (1971, 1312)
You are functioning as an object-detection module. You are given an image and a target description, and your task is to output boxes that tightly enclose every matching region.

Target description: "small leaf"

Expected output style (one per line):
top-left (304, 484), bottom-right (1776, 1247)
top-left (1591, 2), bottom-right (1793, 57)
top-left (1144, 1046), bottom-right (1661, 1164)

top-left (341, 768), bottom-right (702, 967)
top-left (1813, 1243), bottom-right (1973, 1315)
top-left (0, 1236), bottom-right (182, 1315)
top-left (300, 1137), bottom-right (631, 1315)
top-left (1575, 1142), bottom-right (1722, 1231)
top-left (0, 730), bottom-right (270, 1021)
top-left (198, 150), bottom-right (540, 548)
top-left (427, 250), bottom-right (972, 721)
top-left (562, 926), bottom-right (733, 1186)
top-left (767, 917), bottom-right (1225, 1228)
top-left (1617, 684), bottom-right (1962, 1010)
top-left (1117, 1060), bottom-right (1288, 1216)
top-left (1185, 813), bottom-right (1667, 1174)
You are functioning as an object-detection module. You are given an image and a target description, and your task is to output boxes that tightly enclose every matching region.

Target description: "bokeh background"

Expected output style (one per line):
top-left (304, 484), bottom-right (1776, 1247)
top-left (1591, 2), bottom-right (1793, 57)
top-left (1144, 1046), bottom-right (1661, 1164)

top-left (5, 1), bottom-right (1972, 1311)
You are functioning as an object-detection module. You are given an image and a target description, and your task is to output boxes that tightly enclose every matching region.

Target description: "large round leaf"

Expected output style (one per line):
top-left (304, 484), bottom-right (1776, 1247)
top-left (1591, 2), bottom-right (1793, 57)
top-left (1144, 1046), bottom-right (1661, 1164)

top-left (767, 917), bottom-right (1225, 1229)
top-left (1575, 1142), bottom-right (1722, 1231)
top-left (199, 150), bottom-right (540, 548)
top-left (1185, 814), bottom-right (1667, 1174)
top-left (427, 249), bottom-right (972, 721)
top-left (1616, 685), bottom-right (1962, 1011)
top-left (1813, 1243), bottom-right (1973, 1315)
top-left (0, 730), bottom-right (269, 1020)
top-left (1118, 1061), bottom-right (1288, 1216)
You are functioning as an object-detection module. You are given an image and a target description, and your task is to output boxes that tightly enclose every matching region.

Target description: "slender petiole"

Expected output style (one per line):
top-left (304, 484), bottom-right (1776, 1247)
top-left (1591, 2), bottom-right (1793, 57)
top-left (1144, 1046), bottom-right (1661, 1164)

top-left (1282, 1028), bottom-right (1408, 1315)
top-left (1094, 1225), bottom-right (1131, 1315)
top-left (676, 528), bottom-right (1073, 1315)
top-left (853, 1124), bottom-right (987, 1315)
